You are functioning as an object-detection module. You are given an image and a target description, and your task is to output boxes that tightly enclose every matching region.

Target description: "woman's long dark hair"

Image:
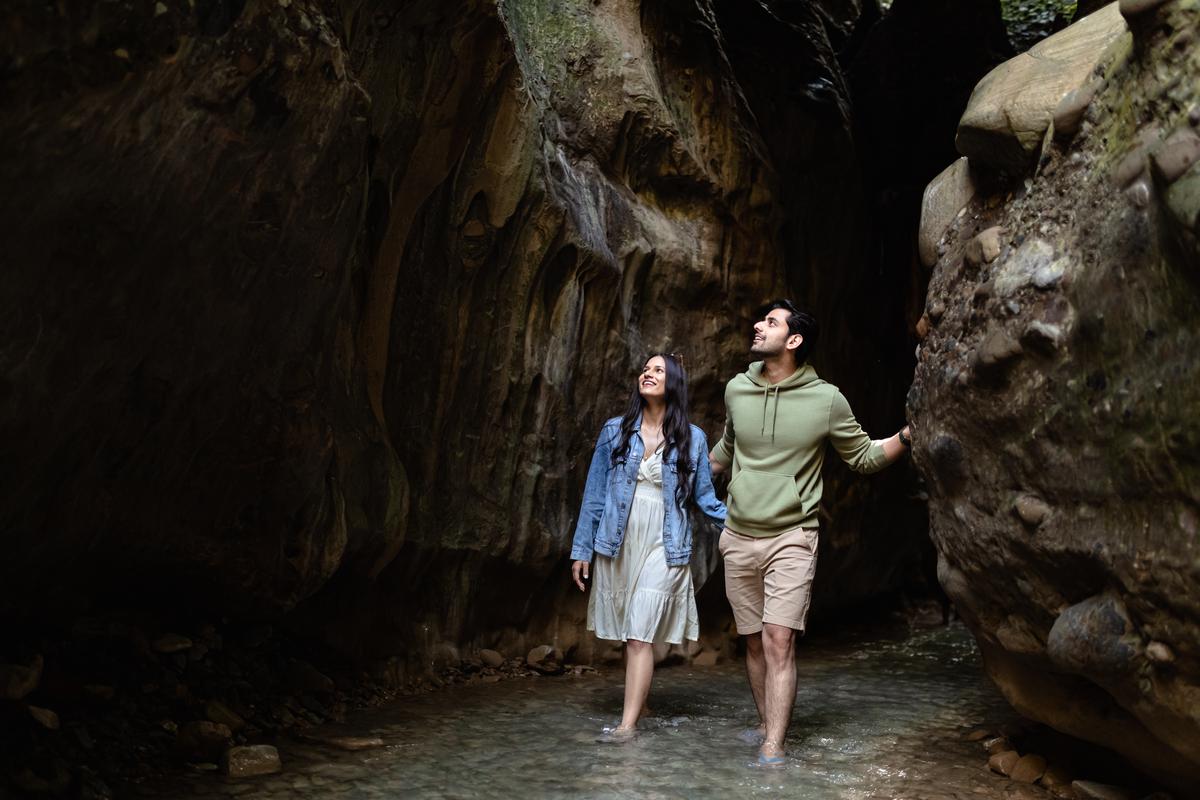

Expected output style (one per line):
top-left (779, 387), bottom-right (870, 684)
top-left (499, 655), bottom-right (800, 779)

top-left (610, 353), bottom-right (695, 508)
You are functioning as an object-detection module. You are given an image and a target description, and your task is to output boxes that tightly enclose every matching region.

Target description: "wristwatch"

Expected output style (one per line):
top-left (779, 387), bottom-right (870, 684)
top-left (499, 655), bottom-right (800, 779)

top-left (898, 428), bottom-right (912, 448)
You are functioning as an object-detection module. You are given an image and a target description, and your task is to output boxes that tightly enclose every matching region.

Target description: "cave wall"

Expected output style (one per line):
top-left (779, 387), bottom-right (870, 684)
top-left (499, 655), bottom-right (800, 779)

top-left (0, 0), bottom-right (991, 665)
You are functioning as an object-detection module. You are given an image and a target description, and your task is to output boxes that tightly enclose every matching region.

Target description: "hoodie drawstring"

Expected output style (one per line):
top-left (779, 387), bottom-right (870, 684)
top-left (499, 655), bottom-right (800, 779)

top-left (759, 384), bottom-right (781, 443)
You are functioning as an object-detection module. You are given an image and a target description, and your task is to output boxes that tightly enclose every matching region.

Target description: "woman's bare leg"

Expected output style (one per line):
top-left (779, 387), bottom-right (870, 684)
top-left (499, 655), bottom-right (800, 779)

top-left (618, 639), bottom-right (654, 730)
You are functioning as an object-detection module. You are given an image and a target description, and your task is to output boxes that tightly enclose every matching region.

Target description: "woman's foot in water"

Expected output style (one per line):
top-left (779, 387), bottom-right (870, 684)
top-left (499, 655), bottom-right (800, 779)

top-left (596, 724), bottom-right (639, 744)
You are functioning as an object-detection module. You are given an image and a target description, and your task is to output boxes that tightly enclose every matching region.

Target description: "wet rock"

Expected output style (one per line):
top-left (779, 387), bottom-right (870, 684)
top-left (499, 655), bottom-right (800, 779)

top-left (920, 158), bottom-right (978, 267)
top-left (1012, 753), bottom-right (1048, 783)
top-left (0, 654), bottom-right (42, 700)
top-left (526, 645), bottom-right (558, 671)
top-left (956, 4), bottom-right (1128, 170)
top-left (176, 721), bottom-right (233, 761)
top-left (221, 745), bottom-right (282, 778)
top-left (152, 633), bottom-right (193, 654)
top-left (1150, 129), bottom-right (1200, 183)
top-left (205, 700), bottom-right (246, 732)
top-left (966, 226), bottom-right (1004, 266)
top-left (990, 750), bottom-right (1021, 775)
top-left (1072, 781), bottom-right (1133, 800)
top-left (479, 649), bottom-right (505, 669)
top-left (1014, 495), bottom-right (1052, 527)
top-left (1047, 595), bottom-right (1138, 676)
top-left (28, 705), bottom-right (60, 730)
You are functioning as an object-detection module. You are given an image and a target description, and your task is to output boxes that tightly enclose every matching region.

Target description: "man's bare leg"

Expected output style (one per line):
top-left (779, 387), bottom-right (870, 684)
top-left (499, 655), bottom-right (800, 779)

top-left (743, 632), bottom-right (767, 740)
top-left (759, 622), bottom-right (797, 758)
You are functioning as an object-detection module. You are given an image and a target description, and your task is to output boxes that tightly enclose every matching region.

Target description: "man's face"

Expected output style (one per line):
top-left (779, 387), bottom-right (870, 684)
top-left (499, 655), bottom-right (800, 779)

top-left (751, 308), bottom-right (800, 357)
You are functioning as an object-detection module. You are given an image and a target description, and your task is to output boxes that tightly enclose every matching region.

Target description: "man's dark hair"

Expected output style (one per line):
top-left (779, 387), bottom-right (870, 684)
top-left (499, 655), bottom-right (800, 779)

top-left (759, 299), bottom-right (818, 363)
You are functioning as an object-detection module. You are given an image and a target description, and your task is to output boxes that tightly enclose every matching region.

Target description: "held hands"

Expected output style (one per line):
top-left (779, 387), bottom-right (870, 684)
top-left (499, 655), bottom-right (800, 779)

top-left (571, 560), bottom-right (590, 592)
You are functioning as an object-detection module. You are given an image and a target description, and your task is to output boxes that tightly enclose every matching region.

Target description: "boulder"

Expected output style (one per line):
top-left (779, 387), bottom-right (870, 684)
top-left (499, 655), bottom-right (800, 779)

top-left (919, 157), bottom-right (978, 267)
top-left (1011, 754), bottom-right (1048, 783)
top-left (956, 3), bottom-right (1129, 170)
top-left (479, 649), bottom-right (505, 669)
top-left (989, 750), bottom-right (1021, 775)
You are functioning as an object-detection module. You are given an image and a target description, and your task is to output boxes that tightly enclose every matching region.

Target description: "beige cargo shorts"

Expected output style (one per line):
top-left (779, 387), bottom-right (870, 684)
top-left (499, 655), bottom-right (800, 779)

top-left (719, 525), bottom-right (819, 634)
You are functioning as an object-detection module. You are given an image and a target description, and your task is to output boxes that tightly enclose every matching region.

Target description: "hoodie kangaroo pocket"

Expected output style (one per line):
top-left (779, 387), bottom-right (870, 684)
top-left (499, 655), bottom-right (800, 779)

top-left (727, 469), bottom-right (802, 527)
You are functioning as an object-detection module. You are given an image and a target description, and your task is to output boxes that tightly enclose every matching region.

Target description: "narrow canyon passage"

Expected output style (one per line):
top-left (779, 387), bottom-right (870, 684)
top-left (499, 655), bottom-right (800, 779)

top-left (2, 0), bottom-right (1198, 798)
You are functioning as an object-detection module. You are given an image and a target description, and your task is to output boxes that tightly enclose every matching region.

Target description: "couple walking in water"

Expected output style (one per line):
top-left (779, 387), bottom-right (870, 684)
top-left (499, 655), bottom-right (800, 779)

top-left (569, 299), bottom-right (912, 767)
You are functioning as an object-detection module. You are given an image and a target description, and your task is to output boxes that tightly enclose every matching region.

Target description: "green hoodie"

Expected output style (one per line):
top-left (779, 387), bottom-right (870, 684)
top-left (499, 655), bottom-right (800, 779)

top-left (710, 361), bottom-right (888, 537)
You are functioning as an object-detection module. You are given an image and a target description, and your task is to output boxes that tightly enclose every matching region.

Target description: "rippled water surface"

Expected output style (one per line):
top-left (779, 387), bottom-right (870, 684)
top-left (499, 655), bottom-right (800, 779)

top-left (157, 624), bottom-right (1038, 799)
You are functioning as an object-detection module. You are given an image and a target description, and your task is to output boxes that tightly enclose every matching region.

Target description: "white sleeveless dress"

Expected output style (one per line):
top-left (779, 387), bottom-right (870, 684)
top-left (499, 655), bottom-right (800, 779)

top-left (587, 446), bottom-right (699, 644)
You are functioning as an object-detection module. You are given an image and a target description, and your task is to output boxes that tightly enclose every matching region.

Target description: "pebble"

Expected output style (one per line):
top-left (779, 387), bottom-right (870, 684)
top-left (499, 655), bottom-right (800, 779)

top-left (1015, 495), bottom-right (1052, 527)
top-left (916, 315), bottom-right (932, 340)
top-left (1150, 129), bottom-right (1200, 183)
top-left (28, 705), bottom-right (60, 730)
top-left (1144, 641), bottom-right (1174, 663)
top-left (1126, 180), bottom-right (1151, 208)
top-left (966, 227), bottom-right (1004, 266)
top-left (480, 649), bottom-right (505, 668)
top-left (1011, 753), bottom-right (1048, 783)
top-left (153, 634), bottom-right (193, 654)
top-left (1072, 780), bottom-right (1134, 800)
top-left (977, 330), bottom-right (1023, 368)
top-left (222, 745), bottom-right (282, 778)
top-left (1039, 764), bottom-right (1073, 788)
top-left (989, 750), bottom-right (1021, 776)
top-left (526, 645), bottom-right (557, 670)
top-left (1033, 263), bottom-right (1065, 290)
top-left (984, 735), bottom-right (1013, 754)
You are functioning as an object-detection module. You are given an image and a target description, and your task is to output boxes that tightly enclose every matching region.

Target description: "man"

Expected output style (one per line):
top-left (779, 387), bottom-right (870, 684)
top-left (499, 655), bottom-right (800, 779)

top-left (709, 299), bottom-right (911, 767)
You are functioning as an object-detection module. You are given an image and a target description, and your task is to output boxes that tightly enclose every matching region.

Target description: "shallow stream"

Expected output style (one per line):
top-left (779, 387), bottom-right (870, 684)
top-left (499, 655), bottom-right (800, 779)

top-left (154, 624), bottom-right (1039, 799)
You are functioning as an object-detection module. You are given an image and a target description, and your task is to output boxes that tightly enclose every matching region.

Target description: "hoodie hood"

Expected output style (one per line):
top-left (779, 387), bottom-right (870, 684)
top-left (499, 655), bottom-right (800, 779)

top-left (745, 362), bottom-right (820, 442)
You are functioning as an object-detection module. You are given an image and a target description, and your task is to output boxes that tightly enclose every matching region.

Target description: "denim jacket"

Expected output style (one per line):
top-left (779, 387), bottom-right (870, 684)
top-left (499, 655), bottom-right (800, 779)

top-left (570, 415), bottom-right (726, 566)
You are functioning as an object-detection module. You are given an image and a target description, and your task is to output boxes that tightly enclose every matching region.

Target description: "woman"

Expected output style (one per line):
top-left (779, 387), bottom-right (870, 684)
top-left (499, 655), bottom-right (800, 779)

top-left (569, 353), bottom-right (726, 740)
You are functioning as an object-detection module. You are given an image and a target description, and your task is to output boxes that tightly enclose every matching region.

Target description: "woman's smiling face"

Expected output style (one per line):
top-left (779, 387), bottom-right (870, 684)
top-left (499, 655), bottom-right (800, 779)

top-left (638, 355), bottom-right (667, 401)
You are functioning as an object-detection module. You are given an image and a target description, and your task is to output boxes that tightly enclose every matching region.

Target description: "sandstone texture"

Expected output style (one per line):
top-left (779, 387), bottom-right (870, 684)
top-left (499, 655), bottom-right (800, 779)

top-left (912, 1), bottom-right (1200, 790)
top-left (957, 3), bottom-right (1129, 170)
top-left (0, 0), bottom-right (938, 668)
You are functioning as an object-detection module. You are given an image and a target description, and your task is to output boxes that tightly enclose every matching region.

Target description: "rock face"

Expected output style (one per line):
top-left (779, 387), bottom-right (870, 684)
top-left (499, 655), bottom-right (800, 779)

top-left (911, 0), bottom-right (1200, 789)
top-left (0, 0), bottom-right (938, 666)
top-left (956, 2), bottom-right (1129, 170)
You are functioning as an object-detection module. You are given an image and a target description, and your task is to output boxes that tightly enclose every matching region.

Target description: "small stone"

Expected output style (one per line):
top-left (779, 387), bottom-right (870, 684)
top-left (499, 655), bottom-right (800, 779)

top-left (1011, 754), bottom-right (1048, 783)
top-left (152, 634), bottom-right (193, 654)
top-left (28, 705), bottom-right (60, 730)
top-left (1150, 129), bottom-right (1200, 183)
top-left (1145, 641), bottom-right (1174, 663)
top-left (479, 649), bottom-right (505, 669)
top-left (0, 655), bottom-right (42, 700)
top-left (205, 700), bottom-right (246, 732)
top-left (526, 645), bottom-right (556, 669)
top-left (916, 314), bottom-right (932, 340)
top-left (928, 301), bottom-right (946, 321)
top-left (1190, 106), bottom-right (1200, 128)
top-left (113, 48), bottom-right (130, 60)
top-left (154, 2), bottom-right (168, 16)
top-left (1039, 764), bottom-right (1073, 788)
top-left (965, 728), bottom-right (992, 741)
top-left (1015, 495), bottom-right (1052, 526)
top-left (222, 745), bottom-right (282, 778)
top-left (966, 227), bottom-right (1003, 266)
top-left (984, 735), bottom-right (1014, 754)
top-left (462, 219), bottom-right (486, 238)
top-left (1072, 781), bottom-right (1133, 800)
top-left (978, 329), bottom-right (1023, 367)
top-left (1119, 0), bottom-right (1171, 20)
top-left (989, 750), bottom-right (1021, 776)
